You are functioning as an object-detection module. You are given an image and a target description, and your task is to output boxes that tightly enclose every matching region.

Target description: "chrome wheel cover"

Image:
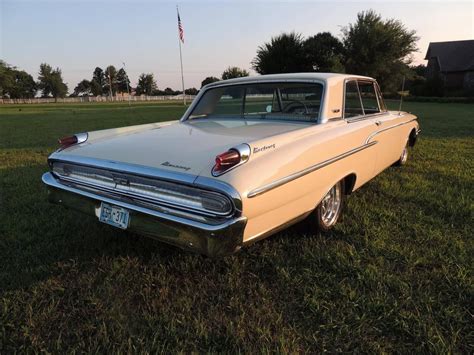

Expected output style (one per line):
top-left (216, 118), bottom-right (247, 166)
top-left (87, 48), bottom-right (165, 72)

top-left (320, 183), bottom-right (342, 227)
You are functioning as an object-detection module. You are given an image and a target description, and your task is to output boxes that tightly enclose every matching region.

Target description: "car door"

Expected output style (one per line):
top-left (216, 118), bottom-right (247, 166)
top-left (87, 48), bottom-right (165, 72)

top-left (358, 80), bottom-right (404, 173)
top-left (343, 80), bottom-right (380, 180)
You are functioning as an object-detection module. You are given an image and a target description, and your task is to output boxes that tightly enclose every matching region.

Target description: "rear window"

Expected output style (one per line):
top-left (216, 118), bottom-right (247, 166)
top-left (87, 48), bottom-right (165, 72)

top-left (188, 82), bottom-right (324, 122)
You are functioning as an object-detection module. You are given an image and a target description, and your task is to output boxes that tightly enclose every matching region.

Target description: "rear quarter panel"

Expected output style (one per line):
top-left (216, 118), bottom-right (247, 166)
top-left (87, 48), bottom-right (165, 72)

top-left (213, 119), bottom-right (381, 243)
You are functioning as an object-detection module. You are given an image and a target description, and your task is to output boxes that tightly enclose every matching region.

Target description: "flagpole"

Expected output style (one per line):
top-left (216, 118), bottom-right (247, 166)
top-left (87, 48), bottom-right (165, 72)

top-left (177, 5), bottom-right (186, 106)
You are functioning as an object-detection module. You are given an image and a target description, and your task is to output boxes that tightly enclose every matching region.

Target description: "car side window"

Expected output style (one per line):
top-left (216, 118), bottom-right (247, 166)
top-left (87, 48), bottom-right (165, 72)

top-left (344, 80), bottom-right (363, 118)
top-left (375, 83), bottom-right (387, 111)
top-left (358, 81), bottom-right (380, 114)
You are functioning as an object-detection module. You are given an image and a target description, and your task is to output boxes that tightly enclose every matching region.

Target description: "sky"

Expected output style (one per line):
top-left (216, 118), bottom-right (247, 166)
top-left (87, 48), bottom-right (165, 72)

top-left (1, 0), bottom-right (473, 92)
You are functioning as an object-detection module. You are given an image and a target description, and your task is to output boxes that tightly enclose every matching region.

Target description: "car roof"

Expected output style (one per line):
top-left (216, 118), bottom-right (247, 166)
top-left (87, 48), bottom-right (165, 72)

top-left (204, 72), bottom-right (375, 88)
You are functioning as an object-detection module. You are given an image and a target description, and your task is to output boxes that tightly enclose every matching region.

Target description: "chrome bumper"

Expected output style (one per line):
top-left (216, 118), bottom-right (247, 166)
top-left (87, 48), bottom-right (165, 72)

top-left (42, 172), bottom-right (247, 256)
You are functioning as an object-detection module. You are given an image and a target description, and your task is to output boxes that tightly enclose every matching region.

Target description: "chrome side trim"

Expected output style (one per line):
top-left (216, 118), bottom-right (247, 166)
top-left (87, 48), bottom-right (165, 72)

top-left (365, 118), bottom-right (418, 144)
top-left (47, 153), bottom-right (243, 213)
top-left (247, 141), bottom-right (378, 198)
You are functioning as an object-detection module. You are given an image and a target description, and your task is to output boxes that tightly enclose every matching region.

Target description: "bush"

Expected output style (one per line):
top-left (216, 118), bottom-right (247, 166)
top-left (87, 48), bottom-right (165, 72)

top-left (404, 96), bottom-right (474, 103)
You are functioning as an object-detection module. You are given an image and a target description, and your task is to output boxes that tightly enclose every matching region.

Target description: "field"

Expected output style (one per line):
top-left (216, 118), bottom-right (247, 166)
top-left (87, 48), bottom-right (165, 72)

top-left (0, 101), bottom-right (472, 352)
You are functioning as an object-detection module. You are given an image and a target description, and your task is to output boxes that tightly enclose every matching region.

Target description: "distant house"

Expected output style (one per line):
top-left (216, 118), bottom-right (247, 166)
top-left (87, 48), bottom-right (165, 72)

top-left (425, 40), bottom-right (474, 91)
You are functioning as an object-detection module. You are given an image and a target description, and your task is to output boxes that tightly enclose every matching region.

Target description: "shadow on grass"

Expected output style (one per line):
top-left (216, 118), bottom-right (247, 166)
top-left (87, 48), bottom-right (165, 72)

top-left (1, 153), bottom-right (472, 352)
top-left (0, 158), bottom-right (353, 294)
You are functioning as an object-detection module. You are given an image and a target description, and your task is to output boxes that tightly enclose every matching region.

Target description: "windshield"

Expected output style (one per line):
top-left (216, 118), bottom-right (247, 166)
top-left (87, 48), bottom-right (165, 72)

top-left (188, 82), bottom-right (324, 122)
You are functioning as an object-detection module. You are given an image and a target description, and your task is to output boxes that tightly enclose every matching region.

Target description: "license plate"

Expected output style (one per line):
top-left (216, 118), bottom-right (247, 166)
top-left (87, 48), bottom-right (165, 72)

top-left (99, 202), bottom-right (130, 229)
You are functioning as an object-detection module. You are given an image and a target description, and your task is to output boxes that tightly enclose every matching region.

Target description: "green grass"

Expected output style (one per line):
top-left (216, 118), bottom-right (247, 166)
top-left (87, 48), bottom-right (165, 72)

top-left (0, 101), bottom-right (472, 352)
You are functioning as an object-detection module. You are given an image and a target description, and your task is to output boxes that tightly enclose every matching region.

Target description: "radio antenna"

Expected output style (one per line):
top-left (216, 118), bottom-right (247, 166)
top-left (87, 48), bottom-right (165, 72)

top-left (398, 75), bottom-right (406, 115)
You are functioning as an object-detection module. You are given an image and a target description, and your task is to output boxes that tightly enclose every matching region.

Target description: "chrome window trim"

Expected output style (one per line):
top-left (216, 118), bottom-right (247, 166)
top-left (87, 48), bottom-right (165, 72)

top-left (181, 79), bottom-right (327, 125)
top-left (374, 82), bottom-right (387, 111)
top-left (47, 153), bottom-right (243, 214)
top-left (346, 111), bottom-right (389, 123)
top-left (342, 78), bottom-right (387, 121)
top-left (247, 141), bottom-right (378, 198)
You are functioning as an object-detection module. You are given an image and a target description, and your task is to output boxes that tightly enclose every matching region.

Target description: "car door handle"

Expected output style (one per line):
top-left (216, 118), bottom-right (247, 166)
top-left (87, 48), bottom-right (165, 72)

top-left (375, 120), bottom-right (382, 126)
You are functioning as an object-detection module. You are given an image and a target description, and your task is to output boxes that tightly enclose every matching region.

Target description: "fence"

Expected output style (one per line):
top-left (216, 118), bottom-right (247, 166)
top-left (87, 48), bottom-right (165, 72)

top-left (0, 95), bottom-right (197, 105)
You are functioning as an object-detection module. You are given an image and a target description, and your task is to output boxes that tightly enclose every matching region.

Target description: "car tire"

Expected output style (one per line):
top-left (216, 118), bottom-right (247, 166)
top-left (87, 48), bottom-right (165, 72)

top-left (306, 180), bottom-right (345, 234)
top-left (394, 141), bottom-right (409, 166)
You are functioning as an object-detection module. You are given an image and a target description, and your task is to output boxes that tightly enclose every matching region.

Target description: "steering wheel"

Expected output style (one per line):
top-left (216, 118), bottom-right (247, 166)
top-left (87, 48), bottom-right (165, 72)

top-left (282, 100), bottom-right (309, 115)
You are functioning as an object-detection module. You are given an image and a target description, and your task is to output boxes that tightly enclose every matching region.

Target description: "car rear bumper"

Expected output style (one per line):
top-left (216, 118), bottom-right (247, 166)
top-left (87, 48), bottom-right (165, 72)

top-left (42, 172), bottom-right (247, 256)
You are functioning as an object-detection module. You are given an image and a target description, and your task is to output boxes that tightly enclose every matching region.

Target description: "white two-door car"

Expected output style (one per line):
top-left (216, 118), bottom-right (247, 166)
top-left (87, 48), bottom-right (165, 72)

top-left (42, 73), bottom-right (420, 256)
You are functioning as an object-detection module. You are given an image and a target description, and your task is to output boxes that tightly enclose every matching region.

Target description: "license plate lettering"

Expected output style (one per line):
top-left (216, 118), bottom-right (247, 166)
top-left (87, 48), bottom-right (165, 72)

top-left (99, 203), bottom-right (130, 229)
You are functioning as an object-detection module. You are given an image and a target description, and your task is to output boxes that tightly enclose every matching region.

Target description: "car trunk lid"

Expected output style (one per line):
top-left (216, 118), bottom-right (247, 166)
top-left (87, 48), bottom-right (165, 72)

top-left (58, 119), bottom-right (310, 178)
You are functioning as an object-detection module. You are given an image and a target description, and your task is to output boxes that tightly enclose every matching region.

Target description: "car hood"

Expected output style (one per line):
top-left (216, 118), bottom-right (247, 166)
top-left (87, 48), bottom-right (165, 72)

top-left (56, 119), bottom-right (308, 177)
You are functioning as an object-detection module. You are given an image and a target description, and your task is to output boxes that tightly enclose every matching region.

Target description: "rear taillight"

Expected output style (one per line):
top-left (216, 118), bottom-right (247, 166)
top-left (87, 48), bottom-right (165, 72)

top-left (212, 144), bottom-right (251, 176)
top-left (58, 135), bottom-right (78, 147)
top-left (58, 132), bottom-right (88, 149)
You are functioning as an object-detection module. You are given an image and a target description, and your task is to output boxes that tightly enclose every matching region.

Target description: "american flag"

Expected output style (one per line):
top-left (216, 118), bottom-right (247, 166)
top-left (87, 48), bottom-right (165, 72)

top-left (177, 10), bottom-right (184, 43)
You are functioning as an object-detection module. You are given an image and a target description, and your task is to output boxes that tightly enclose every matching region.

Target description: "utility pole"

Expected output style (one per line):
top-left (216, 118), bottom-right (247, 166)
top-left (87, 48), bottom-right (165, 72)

top-left (108, 66), bottom-right (113, 101)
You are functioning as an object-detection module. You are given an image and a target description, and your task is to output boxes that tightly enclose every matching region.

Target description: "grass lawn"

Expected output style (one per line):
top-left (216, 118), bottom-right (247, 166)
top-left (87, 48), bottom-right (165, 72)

top-left (0, 101), bottom-right (472, 352)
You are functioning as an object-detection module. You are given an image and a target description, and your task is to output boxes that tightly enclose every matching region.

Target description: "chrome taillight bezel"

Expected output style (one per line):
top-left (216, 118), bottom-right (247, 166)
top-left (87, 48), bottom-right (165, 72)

top-left (211, 143), bottom-right (251, 177)
top-left (51, 161), bottom-right (234, 217)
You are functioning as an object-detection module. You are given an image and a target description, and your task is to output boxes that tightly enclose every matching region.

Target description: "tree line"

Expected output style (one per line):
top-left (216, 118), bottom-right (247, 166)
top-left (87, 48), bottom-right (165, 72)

top-left (0, 62), bottom-right (251, 99)
top-left (250, 10), bottom-right (419, 93)
top-left (2, 10), bottom-right (437, 99)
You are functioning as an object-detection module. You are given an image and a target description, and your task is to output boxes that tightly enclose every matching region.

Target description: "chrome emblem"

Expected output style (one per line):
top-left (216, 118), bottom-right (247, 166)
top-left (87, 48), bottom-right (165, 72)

top-left (113, 176), bottom-right (130, 186)
top-left (161, 161), bottom-right (191, 171)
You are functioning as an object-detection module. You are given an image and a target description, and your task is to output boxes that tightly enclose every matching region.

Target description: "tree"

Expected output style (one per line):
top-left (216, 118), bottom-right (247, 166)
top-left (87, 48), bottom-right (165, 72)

top-left (37, 63), bottom-right (53, 97)
top-left (37, 63), bottom-right (67, 99)
top-left (163, 87), bottom-right (178, 95)
top-left (221, 67), bottom-right (249, 80)
top-left (50, 68), bottom-right (68, 99)
top-left (0, 61), bottom-right (37, 98)
top-left (342, 10), bottom-right (418, 92)
top-left (104, 65), bottom-right (118, 96)
top-left (252, 32), bottom-right (308, 74)
top-left (185, 87), bottom-right (198, 95)
top-left (10, 70), bottom-right (37, 98)
top-left (201, 76), bottom-right (220, 88)
top-left (91, 67), bottom-right (105, 96)
top-left (304, 32), bottom-right (345, 73)
top-left (0, 61), bottom-right (14, 97)
top-left (73, 79), bottom-right (92, 96)
top-left (136, 73), bottom-right (157, 95)
top-left (116, 68), bottom-right (130, 94)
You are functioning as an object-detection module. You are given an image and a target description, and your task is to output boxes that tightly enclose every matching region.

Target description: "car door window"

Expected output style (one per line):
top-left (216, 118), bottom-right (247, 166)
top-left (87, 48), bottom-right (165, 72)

top-left (358, 81), bottom-right (380, 115)
top-left (375, 83), bottom-right (387, 111)
top-left (344, 80), bottom-right (363, 118)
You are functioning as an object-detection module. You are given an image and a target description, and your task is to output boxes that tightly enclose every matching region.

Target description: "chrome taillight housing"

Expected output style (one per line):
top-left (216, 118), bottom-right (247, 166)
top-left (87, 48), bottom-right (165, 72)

top-left (52, 162), bottom-right (233, 216)
top-left (58, 132), bottom-right (88, 149)
top-left (212, 144), bottom-right (250, 177)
